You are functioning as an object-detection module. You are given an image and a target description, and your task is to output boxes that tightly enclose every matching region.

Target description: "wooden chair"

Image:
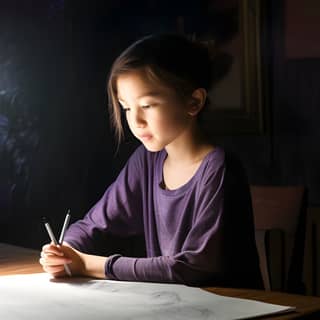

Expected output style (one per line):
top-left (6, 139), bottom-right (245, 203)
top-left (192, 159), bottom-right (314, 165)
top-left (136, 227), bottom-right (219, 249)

top-left (250, 186), bottom-right (307, 294)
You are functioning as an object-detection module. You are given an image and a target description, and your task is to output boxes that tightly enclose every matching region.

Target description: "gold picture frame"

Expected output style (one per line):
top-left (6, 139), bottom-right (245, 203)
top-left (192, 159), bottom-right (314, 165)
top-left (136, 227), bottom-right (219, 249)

top-left (182, 0), bottom-right (265, 135)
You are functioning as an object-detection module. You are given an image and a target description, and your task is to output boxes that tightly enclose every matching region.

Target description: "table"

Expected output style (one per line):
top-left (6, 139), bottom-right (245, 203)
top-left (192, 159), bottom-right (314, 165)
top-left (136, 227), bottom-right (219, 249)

top-left (0, 243), bottom-right (43, 275)
top-left (1, 243), bottom-right (320, 319)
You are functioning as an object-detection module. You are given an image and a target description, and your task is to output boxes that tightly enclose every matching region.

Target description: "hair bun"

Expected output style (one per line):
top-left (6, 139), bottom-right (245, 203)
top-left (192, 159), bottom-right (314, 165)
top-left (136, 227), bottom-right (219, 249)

top-left (197, 39), bottom-right (233, 88)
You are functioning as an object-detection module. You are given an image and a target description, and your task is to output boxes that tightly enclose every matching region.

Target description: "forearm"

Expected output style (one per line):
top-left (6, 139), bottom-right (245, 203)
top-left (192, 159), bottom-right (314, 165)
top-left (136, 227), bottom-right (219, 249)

top-left (80, 252), bottom-right (108, 279)
top-left (63, 242), bottom-right (108, 279)
top-left (106, 255), bottom-right (213, 285)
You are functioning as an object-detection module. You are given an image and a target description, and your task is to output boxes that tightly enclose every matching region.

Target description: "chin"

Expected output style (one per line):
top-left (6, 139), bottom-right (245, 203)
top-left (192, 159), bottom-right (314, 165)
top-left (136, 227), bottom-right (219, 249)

top-left (142, 142), bottom-right (164, 152)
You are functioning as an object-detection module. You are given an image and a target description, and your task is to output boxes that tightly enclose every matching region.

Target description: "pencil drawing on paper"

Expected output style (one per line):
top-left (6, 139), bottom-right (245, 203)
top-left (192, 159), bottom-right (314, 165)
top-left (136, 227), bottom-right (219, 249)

top-left (0, 273), bottom-right (294, 320)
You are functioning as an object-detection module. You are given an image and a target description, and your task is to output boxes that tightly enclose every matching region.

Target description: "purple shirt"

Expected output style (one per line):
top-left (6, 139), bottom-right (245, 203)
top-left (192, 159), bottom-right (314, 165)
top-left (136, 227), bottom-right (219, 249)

top-left (65, 145), bottom-right (262, 288)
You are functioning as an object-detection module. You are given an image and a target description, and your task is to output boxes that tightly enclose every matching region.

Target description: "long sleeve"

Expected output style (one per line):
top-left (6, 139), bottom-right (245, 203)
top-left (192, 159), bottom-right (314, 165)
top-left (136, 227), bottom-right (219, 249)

top-left (106, 158), bottom-right (227, 286)
top-left (65, 146), bottom-right (262, 288)
top-left (64, 147), bottom-right (145, 254)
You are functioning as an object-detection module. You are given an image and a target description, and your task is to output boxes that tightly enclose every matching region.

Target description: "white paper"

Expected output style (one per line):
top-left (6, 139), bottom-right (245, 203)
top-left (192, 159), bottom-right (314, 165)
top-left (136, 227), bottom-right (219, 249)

top-left (0, 273), bottom-right (295, 320)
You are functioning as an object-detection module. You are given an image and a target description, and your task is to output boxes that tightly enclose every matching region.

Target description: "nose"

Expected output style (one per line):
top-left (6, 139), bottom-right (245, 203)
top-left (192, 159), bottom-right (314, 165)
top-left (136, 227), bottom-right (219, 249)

top-left (129, 108), bottom-right (146, 128)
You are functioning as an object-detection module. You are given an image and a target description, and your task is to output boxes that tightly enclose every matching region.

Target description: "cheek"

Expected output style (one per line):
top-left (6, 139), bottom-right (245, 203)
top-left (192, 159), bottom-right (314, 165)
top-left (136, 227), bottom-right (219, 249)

top-left (156, 114), bottom-right (187, 134)
top-left (126, 115), bottom-right (136, 134)
top-left (165, 108), bottom-right (190, 128)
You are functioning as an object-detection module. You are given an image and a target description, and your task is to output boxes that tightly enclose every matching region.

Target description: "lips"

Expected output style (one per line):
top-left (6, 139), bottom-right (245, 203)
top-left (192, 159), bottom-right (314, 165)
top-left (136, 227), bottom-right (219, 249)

top-left (139, 134), bottom-right (152, 141)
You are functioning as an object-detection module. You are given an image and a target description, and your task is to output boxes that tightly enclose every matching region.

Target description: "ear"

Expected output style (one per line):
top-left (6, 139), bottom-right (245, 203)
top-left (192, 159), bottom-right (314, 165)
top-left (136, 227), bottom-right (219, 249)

top-left (188, 88), bottom-right (207, 116)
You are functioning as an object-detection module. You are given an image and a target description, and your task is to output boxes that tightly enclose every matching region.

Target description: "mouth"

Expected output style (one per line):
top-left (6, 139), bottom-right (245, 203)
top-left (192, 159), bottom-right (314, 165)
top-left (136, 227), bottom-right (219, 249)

top-left (139, 134), bottom-right (153, 142)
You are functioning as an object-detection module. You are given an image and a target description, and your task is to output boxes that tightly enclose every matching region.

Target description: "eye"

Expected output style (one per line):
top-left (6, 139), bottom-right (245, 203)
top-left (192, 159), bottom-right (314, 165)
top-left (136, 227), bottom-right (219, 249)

top-left (141, 105), bottom-right (151, 109)
top-left (118, 101), bottom-right (130, 112)
top-left (119, 104), bottom-right (130, 112)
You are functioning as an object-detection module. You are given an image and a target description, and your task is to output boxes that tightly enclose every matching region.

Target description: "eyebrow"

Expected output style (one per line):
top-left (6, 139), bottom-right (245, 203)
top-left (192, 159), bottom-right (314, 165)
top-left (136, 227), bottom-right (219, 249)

top-left (118, 91), bottom-right (162, 103)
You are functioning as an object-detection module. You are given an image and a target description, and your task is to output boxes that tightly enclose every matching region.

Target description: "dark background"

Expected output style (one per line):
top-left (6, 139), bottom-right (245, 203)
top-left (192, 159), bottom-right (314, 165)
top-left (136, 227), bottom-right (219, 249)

top-left (0, 0), bottom-right (319, 252)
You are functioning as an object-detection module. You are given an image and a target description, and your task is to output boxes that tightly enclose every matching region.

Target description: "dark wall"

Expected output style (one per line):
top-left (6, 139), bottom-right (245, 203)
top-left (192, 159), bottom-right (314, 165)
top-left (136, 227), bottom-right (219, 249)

top-left (0, 0), bottom-right (204, 248)
top-left (0, 0), bottom-right (120, 248)
top-left (0, 0), bottom-right (319, 249)
top-left (215, 0), bottom-right (320, 207)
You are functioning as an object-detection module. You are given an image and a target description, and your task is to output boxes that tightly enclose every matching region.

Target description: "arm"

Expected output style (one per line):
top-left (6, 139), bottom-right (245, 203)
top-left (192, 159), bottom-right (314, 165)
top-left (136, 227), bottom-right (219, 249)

top-left (40, 146), bottom-right (146, 278)
top-left (106, 151), bottom-right (261, 288)
top-left (40, 242), bottom-right (107, 278)
top-left (107, 165), bottom-right (227, 286)
top-left (40, 150), bottom-right (225, 282)
top-left (63, 146), bottom-right (145, 254)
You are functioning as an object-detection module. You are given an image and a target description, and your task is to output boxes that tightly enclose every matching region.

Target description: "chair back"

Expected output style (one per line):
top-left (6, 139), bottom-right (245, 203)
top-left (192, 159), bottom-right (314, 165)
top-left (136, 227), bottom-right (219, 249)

top-left (250, 186), bottom-right (307, 293)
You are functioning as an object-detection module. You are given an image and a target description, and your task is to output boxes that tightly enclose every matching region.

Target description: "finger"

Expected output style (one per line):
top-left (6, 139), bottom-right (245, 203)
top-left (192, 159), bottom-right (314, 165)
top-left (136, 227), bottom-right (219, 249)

top-left (42, 244), bottom-right (64, 256)
top-left (42, 243), bottom-right (57, 251)
top-left (40, 259), bottom-right (63, 273)
top-left (39, 255), bottom-right (72, 267)
top-left (40, 258), bottom-right (72, 277)
top-left (39, 257), bottom-right (60, 267)
top-left (45, 264), bottom-right (71, 278)
top-left (43, 264), bottom-right (66, 275)
top-left (40, 251), bottom-right (63, 259)
top-left (40, 251), bottom-right (52, 258)
top-left (42, 243), bottom-right (51, 251)
top-left (51, 270), bottom-right (67, 278)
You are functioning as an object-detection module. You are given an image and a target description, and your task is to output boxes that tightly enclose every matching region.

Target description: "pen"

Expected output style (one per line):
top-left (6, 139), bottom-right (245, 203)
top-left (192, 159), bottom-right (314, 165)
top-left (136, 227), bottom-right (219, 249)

top-left (43, 212), bottom-right (72, 277)
top-left (59, 210), bottom-right (71, 244)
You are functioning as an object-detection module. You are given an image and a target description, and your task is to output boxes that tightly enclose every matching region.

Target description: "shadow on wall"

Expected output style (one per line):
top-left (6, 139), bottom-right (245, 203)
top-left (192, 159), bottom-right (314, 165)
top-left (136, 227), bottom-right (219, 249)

top-left (0, 0), bottom-right (133, 248)
top-left (0, 92), bottom-right (39, 229)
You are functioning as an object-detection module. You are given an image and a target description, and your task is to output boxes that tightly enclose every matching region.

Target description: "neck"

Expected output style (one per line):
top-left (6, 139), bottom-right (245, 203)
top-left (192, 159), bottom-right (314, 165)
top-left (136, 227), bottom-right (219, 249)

top-left (165, 123), bottom-right (214, 166)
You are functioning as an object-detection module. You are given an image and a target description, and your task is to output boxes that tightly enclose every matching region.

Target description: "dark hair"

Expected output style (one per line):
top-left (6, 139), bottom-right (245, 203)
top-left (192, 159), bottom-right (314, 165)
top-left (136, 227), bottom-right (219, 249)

top-left (107, 33), bottom-right (214, 145)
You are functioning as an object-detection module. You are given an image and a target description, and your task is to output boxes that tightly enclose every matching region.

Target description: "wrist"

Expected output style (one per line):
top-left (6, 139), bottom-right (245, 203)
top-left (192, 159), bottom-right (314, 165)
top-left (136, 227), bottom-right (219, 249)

top-left (82, 252), bottom-right (108, 279)
top-left (105, 254), bottom-right (122, 279)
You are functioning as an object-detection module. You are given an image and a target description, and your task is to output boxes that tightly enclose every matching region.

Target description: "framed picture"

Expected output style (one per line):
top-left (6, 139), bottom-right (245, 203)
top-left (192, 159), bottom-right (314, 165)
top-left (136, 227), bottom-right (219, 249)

top-left (178, 0), bottom-right (265, 135)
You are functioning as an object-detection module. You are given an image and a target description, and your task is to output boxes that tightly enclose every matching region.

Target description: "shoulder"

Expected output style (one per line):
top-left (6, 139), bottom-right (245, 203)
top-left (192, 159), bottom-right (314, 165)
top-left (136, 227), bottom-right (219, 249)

top-left (198, 146), bottom-right (225, 186)
top-left (205, 146), bottom-right (225, 167)
top-left (202, 146), bottom-right (226, 175)
top-left (204, 147), bottom-right (248, 177)
top-left (204, 147), bottom-right (249, 185)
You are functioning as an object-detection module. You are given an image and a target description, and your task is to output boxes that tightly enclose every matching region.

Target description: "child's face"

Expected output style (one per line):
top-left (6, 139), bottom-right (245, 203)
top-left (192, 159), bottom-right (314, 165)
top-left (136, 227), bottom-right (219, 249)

top-left (116, 68), bottom-right (193, 152)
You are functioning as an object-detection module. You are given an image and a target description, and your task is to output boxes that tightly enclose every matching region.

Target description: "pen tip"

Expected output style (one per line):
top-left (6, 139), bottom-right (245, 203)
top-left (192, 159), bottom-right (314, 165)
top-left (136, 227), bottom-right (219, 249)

top-left (42, 216), bottom-right (48, 223)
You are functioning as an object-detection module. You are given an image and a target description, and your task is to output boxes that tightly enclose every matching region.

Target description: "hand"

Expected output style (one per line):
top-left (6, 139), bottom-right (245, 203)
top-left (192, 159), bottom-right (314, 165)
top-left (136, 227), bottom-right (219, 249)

top-left (39, 243), bottom-right (85, 277)
top-left (40, 243), bottom-right (108, 279)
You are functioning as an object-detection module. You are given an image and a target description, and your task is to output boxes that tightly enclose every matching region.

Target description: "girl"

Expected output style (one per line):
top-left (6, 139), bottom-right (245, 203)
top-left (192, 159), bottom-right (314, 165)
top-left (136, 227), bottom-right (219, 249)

top-left (40, 34), bottom-right (262, 288)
